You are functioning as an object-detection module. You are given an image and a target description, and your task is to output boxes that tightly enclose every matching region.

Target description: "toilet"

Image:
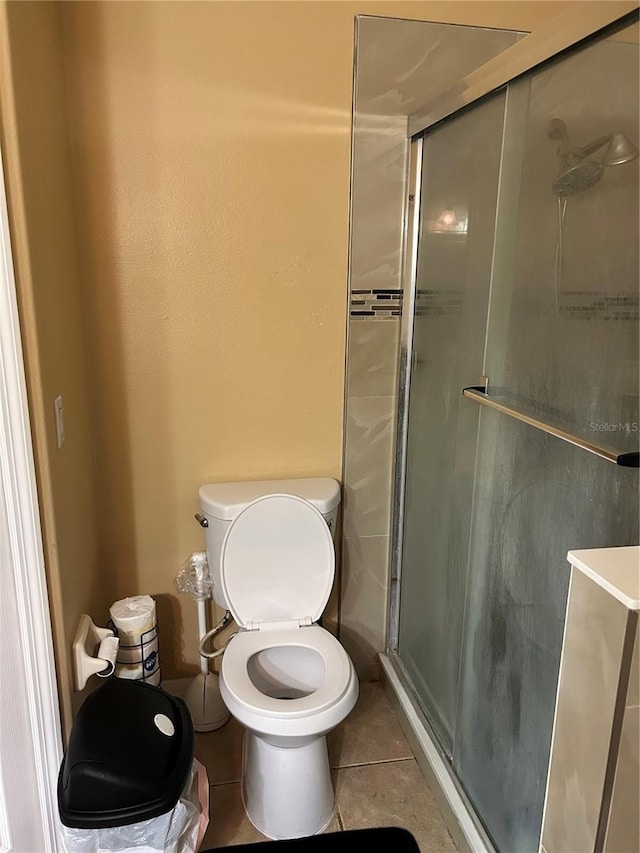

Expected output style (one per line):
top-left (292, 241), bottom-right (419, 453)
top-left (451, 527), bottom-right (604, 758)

top-left (197, 479), bottom-right (359, 840)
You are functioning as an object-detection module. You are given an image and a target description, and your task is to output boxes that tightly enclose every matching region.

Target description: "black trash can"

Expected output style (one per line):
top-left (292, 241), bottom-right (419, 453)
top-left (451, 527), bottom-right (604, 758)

top-left (58, 678), bottom-right (193, 830)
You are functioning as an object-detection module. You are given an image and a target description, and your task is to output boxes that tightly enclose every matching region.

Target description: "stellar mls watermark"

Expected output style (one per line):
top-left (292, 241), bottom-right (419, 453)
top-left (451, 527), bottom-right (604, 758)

top-left (590, 421), bottom-right (639, 433)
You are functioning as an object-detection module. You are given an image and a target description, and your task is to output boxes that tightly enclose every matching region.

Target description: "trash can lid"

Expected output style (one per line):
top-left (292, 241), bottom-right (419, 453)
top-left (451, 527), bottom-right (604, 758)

top-left (58, 678), bottom-right (194, 829)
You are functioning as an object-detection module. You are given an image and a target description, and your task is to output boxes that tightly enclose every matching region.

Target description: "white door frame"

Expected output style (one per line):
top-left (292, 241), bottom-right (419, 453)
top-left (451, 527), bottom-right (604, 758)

top-left (0, 142), bottom-right (64, 849)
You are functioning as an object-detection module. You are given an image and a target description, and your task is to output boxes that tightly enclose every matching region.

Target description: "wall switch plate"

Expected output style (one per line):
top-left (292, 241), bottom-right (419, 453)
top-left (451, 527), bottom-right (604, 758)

top-left (54, 395), bottom-right (64, 449)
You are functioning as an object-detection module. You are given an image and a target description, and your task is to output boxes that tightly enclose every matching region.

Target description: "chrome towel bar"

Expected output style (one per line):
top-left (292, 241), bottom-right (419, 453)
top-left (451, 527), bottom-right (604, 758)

top-left (462, 387), bottom-right (639, 468)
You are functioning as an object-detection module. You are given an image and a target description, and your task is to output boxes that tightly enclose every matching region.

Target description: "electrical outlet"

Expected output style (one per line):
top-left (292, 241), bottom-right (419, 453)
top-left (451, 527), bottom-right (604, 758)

top-left (54, 395), bottom-right (64, 449)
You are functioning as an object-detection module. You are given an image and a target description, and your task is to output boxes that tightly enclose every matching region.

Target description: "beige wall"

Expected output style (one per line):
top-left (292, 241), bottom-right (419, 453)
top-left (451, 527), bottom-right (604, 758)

top-left (2, 0), bottom-right (575, 700)
top-left (0, 0), bottom-right (113, 735)
top-left (60, 0), bottom-right (571, 678)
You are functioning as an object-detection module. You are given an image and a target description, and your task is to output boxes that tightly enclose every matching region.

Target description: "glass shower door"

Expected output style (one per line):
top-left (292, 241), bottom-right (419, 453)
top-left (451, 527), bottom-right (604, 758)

top-left (454, 30), bottom-right (639, 851)
top-left (397, 16), bottom-right (639, 853)
top-left (397, 92), bottom-right (506, 752)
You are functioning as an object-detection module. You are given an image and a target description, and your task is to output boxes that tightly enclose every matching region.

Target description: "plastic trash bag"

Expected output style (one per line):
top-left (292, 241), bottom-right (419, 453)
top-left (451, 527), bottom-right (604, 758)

top-left (61, 759), bottom-right (209, 853)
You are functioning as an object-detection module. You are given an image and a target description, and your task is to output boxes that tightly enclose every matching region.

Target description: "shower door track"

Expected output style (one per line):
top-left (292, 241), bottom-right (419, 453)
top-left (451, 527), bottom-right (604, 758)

top-left (381, 653), bottom-right (497, 853)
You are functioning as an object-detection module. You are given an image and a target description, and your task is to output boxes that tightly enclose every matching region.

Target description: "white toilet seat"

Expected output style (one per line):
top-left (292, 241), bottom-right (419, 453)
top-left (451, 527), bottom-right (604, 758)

top-left (220, 493), bottom-right (335, 630)
top-left (221, 624), bottom-right (353, 719)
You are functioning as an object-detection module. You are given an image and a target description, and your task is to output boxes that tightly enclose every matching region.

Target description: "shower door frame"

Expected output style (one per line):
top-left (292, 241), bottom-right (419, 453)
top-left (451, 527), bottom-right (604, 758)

top-left (385, 2), bottom-right (640, 849)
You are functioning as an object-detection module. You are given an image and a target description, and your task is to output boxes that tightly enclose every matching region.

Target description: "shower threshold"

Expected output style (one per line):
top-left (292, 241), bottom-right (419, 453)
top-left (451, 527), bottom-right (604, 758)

top-left (380, 654), bottom-right (497, 853)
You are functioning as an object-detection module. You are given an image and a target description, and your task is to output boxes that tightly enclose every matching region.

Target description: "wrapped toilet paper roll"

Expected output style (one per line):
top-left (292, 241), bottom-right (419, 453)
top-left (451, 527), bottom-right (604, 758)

top-left (109, 595), bottom-right (161, 685)
top-left (110, 595), bottom-right (156, 638)
top-left (96, 635), bottom-right (119, 678)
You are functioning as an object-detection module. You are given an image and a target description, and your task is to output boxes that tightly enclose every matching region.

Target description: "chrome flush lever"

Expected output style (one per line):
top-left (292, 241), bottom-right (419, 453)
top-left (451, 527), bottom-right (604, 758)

top-left (194, 513), bottom-right (208, 528)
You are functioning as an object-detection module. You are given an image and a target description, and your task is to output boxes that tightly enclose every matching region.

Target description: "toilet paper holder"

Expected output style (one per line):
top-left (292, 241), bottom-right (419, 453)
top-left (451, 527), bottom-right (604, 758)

top-left (73, 614), bottom-right (120, 691)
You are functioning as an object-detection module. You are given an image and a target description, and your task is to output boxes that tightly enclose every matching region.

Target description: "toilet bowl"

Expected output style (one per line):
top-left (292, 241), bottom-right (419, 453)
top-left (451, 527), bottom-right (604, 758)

top-left (216, 493), bottom-right (358, 840)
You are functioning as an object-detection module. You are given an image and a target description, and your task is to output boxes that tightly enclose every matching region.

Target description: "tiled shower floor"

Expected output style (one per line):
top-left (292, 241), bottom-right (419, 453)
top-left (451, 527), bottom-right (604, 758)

top-left (196, 682), bottom-right (456, 851)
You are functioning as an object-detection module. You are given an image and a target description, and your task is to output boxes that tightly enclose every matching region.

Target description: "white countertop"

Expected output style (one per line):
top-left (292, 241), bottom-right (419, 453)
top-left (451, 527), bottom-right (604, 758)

top-left (568, 546), bottom-right (640, 611)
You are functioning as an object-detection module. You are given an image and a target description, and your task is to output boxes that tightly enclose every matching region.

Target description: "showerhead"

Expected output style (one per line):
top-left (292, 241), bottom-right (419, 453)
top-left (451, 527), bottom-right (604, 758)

top-left (552, 158), bottom-right (604, 197)
top-left (548, 118), bottom-right (638, 196)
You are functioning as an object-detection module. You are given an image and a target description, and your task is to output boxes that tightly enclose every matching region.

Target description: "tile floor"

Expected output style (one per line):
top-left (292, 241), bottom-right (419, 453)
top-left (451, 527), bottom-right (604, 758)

top-left (196, 682), bottom-right (456, 851)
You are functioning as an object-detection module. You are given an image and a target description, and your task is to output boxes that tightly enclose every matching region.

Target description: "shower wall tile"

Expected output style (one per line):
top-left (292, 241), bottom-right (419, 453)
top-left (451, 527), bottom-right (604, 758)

top-left (350, 115), bottom-right (408, 299)
top-left (341, 534), bottom-right (389, 681)
top-left (606, 623), bottom-right (640, 853)
top-left (605, 704), bottom-right (639, 853)
top-left (355, 17), bottom-right (521, 118)
top-left (541, 570), bottom-right (629, 853)
top-left (341, 17), bottom-right (522, 678)
top-left (343, 395), bottom-right (395, 539)
top-left (347, 322), bottom-right (400, 398)
top-left (324, 513), bottom-right (343, 638)
top-left (626, 626), bottom-right (639, 708)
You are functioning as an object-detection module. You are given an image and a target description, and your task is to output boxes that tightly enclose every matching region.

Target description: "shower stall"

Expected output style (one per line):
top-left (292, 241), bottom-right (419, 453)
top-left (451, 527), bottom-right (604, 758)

top-left (385, 11), bottom-right (639, 853)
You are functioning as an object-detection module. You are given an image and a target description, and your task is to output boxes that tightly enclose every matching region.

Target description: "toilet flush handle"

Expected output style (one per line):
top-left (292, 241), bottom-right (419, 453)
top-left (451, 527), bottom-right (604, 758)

top-left (194, 513), bottom-right (209, 528)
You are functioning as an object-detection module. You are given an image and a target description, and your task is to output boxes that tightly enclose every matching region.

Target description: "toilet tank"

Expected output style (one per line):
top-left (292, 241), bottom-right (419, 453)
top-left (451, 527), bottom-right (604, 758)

top-left (198, 478), bottom-right (341, 609)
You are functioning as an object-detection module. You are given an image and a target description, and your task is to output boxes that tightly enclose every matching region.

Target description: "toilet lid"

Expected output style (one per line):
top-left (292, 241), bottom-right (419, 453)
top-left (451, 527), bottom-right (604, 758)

top-left (220, 494), bottom-right (335, 629)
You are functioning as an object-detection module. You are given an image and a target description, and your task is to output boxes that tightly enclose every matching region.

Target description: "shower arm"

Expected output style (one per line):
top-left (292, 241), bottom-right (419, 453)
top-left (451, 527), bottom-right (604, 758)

top-left (560, 130), bottom-right (638, 167)
top-left (556, 134), bottom-right (610, 167)
top-left (549, 118), bottom-right (639, 168)
top-left (578, 134), bottom-right (612, 158)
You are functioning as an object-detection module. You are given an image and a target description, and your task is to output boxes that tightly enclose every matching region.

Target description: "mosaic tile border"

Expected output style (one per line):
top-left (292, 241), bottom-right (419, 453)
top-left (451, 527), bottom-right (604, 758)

top-left (415, 289), bottom-right (463, 316)
top-left (558, 292), bottom-right (639, 322)
top-left (350, 289), bottom-right (639, 322)
top-left (350, 288), bottom-right (402, 321)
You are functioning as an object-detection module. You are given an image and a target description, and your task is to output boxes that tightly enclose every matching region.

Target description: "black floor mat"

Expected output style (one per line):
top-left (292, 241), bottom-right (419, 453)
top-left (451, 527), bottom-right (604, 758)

top-left (202, 826), bottom-right (421, 852)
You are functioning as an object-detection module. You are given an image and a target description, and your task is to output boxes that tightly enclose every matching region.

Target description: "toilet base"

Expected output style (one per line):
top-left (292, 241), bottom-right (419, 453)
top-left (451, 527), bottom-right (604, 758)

top-left (242, 730), bottom-right (334, 840)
